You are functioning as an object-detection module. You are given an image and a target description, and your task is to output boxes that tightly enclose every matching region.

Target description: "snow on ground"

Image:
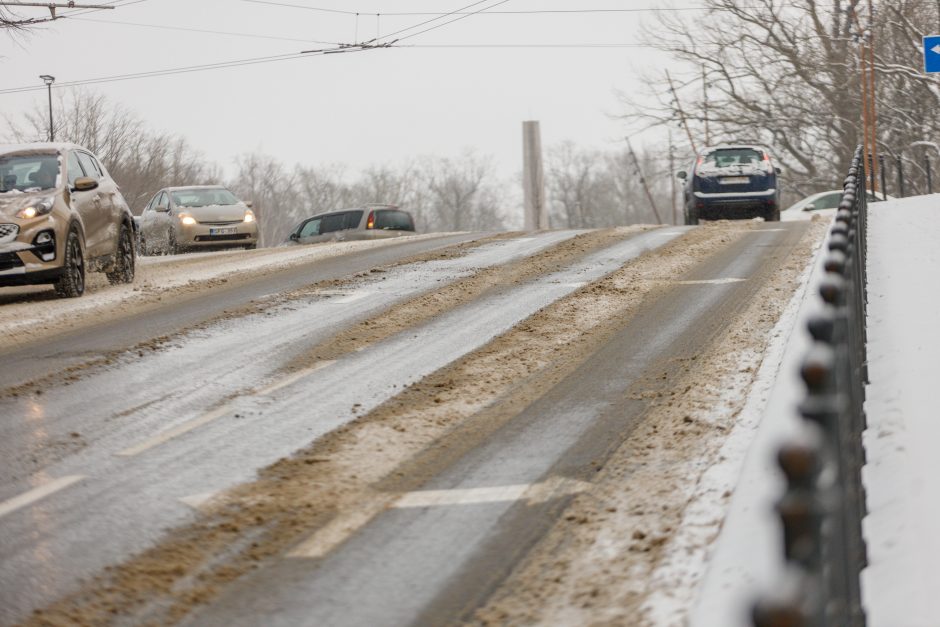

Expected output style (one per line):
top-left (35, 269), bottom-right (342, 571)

top-left (690, 193), bottom-right (940, 627)
top-left (862, 193), bottom-right (940, 627)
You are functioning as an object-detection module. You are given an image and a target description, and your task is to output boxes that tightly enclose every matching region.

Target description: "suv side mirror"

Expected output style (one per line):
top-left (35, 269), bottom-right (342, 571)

top-left (289, 232), bottom-right (299, 241)
top-left (155, 204), bottom-right (169, 213)
top-left (72, 177), bottom-right (99, 192)
top-left (676, 171), bottom-right (687, 180)
top-left (244, 200), bottom-right (253, 208)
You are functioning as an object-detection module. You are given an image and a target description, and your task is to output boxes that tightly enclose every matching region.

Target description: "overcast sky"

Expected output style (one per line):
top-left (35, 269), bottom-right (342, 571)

top-left (1, 0), bottom-right (679, 179)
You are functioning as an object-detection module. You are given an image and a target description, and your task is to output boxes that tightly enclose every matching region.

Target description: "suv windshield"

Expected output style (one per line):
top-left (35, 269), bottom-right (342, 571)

top-left (0, 153), bottom-right (60, 193)
top-left (171, 188), bottom-right (239, 207)
top-left (700, 148), bottom-right (764, 169)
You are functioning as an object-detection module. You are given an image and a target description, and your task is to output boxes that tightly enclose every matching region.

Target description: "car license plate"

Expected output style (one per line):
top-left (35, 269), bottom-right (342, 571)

top-left (209, 227), bottom-right (237, 235)
top-left (719, 176), bottom-right (750, 185)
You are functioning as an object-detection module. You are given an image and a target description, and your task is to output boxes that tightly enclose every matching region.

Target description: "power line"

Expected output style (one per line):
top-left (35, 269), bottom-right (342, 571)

top-left (384, 0), bottom-right (512, 44)
top-left (67, 16), bottom-right (343, 45)
top-left (239, 1), bottom-right (738, 16)
top-left (0, 45), bottom-right (369, 95)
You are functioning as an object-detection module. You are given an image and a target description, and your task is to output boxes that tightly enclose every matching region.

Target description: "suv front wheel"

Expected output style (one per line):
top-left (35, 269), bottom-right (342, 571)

top-left (54, 229), bottom-right (86, 298)
top-left (107, 223), bottom-right (135, 285)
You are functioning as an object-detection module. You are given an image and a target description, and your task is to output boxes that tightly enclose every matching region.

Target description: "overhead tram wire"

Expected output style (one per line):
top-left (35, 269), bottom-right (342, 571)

top-left (240, 1), bottom-right (759, 16)
top-left (66, 16), bottom-right (344, 45)
top-left (0, 45), bottom-right (368, 96)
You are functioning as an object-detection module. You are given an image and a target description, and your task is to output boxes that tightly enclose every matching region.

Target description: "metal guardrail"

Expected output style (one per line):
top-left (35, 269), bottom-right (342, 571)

top-left (752, 147), bottom-right (870, 627)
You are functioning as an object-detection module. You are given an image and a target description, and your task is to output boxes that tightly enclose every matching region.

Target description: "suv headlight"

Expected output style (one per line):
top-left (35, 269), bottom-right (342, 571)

top-left (16, 196), bottom-right (54, 219)
top-left (179, 214), bottom-right (197, 226)
top-left (243, 210), bottom-right (255, 223)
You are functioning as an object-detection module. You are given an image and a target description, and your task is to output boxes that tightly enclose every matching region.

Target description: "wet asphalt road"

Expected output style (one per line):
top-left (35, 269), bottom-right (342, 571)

top-left (181, 223), bottom-right (808, 627)
top-left (0, 223), bottom-right (809, 625)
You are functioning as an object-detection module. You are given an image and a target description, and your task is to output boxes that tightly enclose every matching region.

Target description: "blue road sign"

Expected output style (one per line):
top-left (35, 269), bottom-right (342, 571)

top-left (925, 35), bottom-right (940, 73)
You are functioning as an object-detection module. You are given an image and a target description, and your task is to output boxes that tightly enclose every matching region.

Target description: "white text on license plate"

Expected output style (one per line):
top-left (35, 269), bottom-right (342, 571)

top-left (719, 176), bottom-right (749, 185)
top-left (210, 227), bottom-right (237, 235)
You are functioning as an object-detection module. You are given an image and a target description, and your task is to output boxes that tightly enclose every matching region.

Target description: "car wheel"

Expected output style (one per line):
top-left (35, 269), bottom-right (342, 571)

top-left (166, 230), bottom-right (178, 255)
top-left (106, 223), bottom-right (135, 285)
top-left (54, 229), bottom-right (85, 298)
top-left (685, 206), bottom-right (699, 226)
top-left (766, 207), bottom-right (781, 222)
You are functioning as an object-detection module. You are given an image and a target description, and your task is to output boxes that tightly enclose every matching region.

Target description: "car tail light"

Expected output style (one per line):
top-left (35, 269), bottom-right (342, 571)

top-left (366, 211), bottom-right (375, 229)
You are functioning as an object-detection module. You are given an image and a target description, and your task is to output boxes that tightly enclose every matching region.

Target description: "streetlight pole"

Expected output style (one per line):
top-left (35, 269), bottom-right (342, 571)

top-left (39, 75), bottom-right (55, 142)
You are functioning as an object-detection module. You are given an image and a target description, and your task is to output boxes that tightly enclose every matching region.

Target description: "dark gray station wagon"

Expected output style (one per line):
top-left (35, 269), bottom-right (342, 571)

top-left (285, 205), bottom-right (416, 245)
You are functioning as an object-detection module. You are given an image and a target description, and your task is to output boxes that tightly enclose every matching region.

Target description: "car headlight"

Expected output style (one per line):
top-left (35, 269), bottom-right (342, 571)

top-left (180, 214), bottom-right (197, 226)
top-left (16, 196), bottom-right (54, 219)
top-left (243, 210), bottom-right (255, 223)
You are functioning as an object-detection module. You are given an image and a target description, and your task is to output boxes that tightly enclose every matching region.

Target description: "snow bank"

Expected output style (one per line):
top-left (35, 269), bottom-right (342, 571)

top-left (862, 194), bottom-right (940, 627)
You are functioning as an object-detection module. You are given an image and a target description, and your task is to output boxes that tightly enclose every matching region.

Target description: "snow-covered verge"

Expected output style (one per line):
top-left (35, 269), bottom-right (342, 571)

top-left (685, 218), bottom-right (832, 626)
top-left (862, 194), bottom-right (940, 627)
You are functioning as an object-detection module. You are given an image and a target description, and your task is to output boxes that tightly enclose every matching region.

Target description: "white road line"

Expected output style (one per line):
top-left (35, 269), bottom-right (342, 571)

top-left (676, 278), bottom-right (746, 285)
top-left (394, 484), bottom-right (529, 507)
top-left (116, 404), bottom-right (233, 457)
top-left (0, 476), bottom-right (85, 519)
top-left (287, 497), bottom-right (393, 559)
top-left (286, 477), bottom-right (592, 559)
top-left (179, 492), bottom-right (220, 512)
top-left (255, 361), bottom-right (336, 396)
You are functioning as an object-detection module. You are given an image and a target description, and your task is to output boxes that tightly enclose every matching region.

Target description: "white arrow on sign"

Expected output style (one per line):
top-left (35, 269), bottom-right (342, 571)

top-left (933, 44), bottom-right (940, 55)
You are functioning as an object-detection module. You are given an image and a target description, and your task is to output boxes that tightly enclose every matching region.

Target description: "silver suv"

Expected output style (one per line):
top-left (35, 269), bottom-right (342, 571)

top-left (285, 205), bottom-right (416, 246)
top-left (0, 143), bottom-right (135, 297)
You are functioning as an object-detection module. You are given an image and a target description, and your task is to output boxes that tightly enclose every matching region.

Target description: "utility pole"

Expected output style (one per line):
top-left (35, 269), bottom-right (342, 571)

top-left (666, 70), bottom-right (697, 155)
top-left (702, 65), bottom-right (711, 146)
top-left (626, 138), bottom-right (663, 225)
top-left (522, 121), bottom-right (547, 230)
top-left (39, 74), bottom-right (54, 141)
top-left (866, 0), bottom-right (879, 191)
top-left (668, 130), bottom-right (678, 225)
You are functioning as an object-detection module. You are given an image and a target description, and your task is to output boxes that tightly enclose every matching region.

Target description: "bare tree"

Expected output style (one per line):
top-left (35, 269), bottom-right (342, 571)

top-left (418, 151), bottom-right (508, 232)
top-left (5, 90), bottom-right (217, 212)
top-left (628, 0), bottom-right (940, 197)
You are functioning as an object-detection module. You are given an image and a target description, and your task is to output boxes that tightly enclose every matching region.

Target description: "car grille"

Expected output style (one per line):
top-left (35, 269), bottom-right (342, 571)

top-left (0, 251), bottom-right (25, 272)
top-left (0, 223), bottom-right (19, 245)
top-left (199, 220), bottom-right (242, 226)
top-left (194, 233), bottom-right (251, 242)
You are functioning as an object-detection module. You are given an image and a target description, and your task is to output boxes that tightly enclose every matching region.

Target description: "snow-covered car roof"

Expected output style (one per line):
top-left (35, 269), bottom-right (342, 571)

top-left (0, 142), bottom-right (84, 156)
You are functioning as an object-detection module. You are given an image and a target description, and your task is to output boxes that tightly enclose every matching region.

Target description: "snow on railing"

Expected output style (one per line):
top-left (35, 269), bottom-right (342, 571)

top-left (751, 147), bottom-right (870, 627)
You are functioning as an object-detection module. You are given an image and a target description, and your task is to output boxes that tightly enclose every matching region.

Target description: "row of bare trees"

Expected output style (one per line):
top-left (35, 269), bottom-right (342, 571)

top-left (4, 90), bottom-right (675, 246)
top-left (631, 0), bottom-right (940, 199)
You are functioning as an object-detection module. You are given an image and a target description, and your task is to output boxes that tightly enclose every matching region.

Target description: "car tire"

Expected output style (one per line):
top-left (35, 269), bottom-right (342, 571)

top-left (106, 223), bottom-right (135, 285)
top-left (685, 206), bottom-right (699, 226)
top-left (54, 229), bottom-right (85, 298)
top-left (244, 243), bottom-right (257, 250)
top-left (166, 230), bottom-right (178, 256)
top-left (765, 207), bottom-right (781, 222)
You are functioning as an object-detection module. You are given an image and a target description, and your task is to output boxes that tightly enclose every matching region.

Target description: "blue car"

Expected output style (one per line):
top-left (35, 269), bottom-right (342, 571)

top-left (678, 144), bottom-right (781, 224)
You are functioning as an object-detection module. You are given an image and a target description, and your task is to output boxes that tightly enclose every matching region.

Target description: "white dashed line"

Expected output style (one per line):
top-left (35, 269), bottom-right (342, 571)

top-left (255, 361), bottom-right (336, 396)
top-left (0, 476), bottom-right (85, 519)
top-left (116, 404), bottom-right (233, 457)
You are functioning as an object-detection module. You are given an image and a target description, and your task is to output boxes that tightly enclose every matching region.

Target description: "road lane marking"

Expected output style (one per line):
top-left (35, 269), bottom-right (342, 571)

top-left (287, 494), bottom-right (394, 559)
top-left (676, 278), bottom-right (746, 285)
top-left (0, 476), bottom-right (85, 519)
top-left (394, 484), bottom-right (529, 507)
top-left (117, 405), bottom-right (233, 457)
top-left (286, 477), bottom-right (592, 559)
top-left (180, 492), bottom-right (221, 512)
top-left (255, 361), bottom-right (336, 396)
top-left (394, 477), bottom-right (592, 508)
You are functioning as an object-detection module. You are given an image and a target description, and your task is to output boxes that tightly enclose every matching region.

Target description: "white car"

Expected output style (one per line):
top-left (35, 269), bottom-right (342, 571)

top-left (781, 189), bottom-right (892, 221)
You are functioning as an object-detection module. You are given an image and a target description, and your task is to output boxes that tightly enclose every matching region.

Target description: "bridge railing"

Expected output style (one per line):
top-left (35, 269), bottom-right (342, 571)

top-left (752, 147), bottom-right (869, 627)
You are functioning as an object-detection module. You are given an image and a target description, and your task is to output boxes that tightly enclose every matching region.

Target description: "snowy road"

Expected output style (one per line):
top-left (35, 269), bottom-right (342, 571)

top-left (0, 222), bottom-right (824, 626)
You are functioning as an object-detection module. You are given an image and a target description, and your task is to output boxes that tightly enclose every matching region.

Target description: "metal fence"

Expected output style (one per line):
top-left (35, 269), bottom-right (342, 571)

top-left (752, 147), bottom-right (869, 627)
